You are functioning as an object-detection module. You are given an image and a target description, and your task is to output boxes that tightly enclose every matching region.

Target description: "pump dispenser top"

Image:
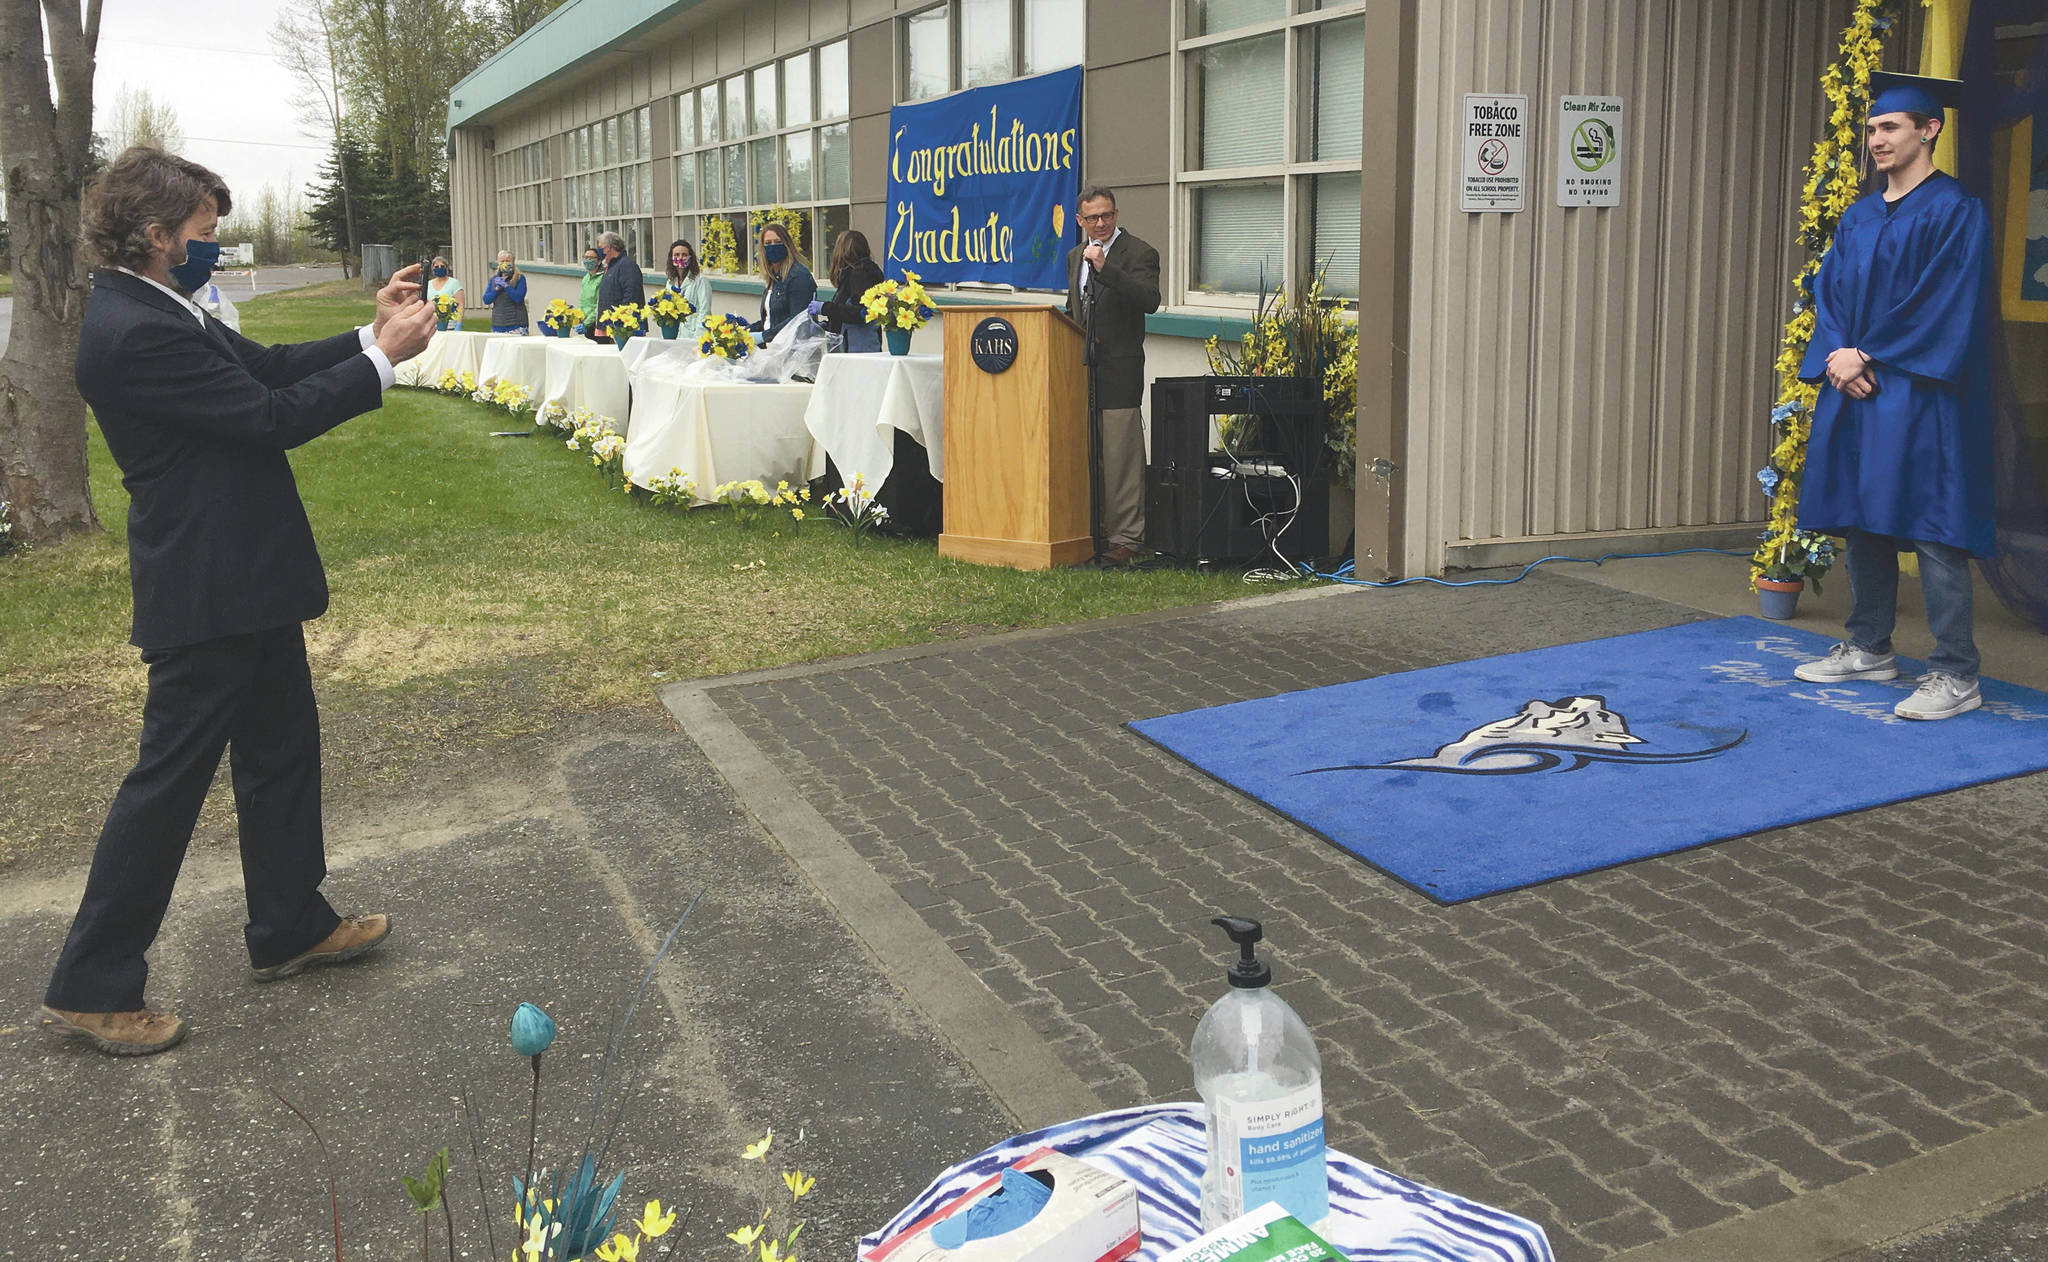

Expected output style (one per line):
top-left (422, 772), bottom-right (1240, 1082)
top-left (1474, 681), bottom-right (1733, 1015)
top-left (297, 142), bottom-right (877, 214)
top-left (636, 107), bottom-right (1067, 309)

top-left (1212, 916), bottom-right (1272, 988)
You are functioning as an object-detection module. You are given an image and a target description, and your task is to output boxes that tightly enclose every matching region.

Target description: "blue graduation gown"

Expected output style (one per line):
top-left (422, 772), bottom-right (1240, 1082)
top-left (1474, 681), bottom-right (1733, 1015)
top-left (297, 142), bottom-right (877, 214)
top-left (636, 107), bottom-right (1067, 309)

top-left (1796, 173), bottom-right (1995, 557)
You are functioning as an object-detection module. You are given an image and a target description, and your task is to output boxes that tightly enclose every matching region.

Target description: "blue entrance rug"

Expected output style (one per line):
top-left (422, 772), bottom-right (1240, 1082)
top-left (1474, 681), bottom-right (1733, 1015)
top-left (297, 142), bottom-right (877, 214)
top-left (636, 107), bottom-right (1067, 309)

top-left (1129, 617), bottom-right (2048, 903)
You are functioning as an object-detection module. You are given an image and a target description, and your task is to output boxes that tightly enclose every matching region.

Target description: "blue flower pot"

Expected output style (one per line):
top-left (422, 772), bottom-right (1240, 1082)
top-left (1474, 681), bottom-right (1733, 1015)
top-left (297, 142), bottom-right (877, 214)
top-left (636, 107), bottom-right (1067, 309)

top-left (1757, 578), bottom-right (1803, 620)
top-left (885, 327), bottom-right (912, 356)
top-left (660, 324), bottom-right (678, 340)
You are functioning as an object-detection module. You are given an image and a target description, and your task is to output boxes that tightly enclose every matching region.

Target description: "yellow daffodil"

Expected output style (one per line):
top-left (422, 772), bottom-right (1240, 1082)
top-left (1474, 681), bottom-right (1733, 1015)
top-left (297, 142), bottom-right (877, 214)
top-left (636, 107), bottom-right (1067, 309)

top-left (790, 507), bottom-right (804, 521)
top-left (636, 1200), bottom-right (677, 1238)
top-left (783, 1169), bottom-right (815, 1200)
top-left (728, 1221), bottom-right (766, 1247)
top-left (521, 1212), bottom-right (560, 1260)
top-left (758, 1241), bottom-right (785, 1262)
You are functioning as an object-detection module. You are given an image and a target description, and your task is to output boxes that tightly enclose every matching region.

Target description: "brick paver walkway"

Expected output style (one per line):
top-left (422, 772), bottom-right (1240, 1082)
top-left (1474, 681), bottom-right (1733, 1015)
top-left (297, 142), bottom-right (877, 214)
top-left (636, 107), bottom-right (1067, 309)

top-left (704, 575), bottom-right (2048, 1258)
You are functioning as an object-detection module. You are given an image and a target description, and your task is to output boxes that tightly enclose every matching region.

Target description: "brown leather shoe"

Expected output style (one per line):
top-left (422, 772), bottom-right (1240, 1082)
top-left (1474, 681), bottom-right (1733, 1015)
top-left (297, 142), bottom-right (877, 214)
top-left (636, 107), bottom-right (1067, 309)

top-left (41, 1004), bottom-right (187, 1057)
top-left (1093, 545), bottom-right (1141, 567)
top-left (251, 913), bottom-right (391, 982)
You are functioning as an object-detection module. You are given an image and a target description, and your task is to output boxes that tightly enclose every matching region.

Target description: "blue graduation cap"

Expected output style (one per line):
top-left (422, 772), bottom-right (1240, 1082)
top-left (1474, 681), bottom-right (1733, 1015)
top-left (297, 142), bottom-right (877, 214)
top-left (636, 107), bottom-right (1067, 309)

top-left (1867, 72), bottom-right (1964, 120)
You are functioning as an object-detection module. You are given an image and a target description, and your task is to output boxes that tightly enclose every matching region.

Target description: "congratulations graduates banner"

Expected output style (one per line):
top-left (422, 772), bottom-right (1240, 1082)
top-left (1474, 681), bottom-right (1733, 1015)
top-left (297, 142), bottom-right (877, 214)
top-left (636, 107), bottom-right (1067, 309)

top-left (885, 65), bottom-right (1082, 291)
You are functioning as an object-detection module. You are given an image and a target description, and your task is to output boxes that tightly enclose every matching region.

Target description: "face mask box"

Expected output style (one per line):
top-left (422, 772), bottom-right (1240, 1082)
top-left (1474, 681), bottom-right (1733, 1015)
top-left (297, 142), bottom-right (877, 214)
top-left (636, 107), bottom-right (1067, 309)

top-left (861, 1150), bottom-right (1141, 1262)
top-left (1155, 1202), bottom-right (1340, 1262)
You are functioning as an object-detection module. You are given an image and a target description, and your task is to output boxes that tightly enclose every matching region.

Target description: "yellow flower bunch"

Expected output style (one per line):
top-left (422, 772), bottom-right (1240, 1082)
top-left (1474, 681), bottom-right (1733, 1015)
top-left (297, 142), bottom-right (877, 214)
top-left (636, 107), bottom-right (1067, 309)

top-left (699, 312), bottom-right (753, 361)
top-left (650, 290), bottom-right (695, 328)
top-left (702, 216), bottom-right (741, 273)
top-left (860, 272), bottom-right (934, 334)
top-left (1201, 276), bottom-right (1361, 486)
top-left (1752, 0), bottom-right (1895, 591)
top-left (433, 292), bottom-right (461, 320)
top-left (645, 468), bottom-right (700, 508)
top-left (435, 368), bottom-right (461, 394)
top-left (725, 1131), bottom-right (815, 1262)
top-left (599, 304), bottom-right (646, 337)
top-left (541, 299), bottom-right (584, 332)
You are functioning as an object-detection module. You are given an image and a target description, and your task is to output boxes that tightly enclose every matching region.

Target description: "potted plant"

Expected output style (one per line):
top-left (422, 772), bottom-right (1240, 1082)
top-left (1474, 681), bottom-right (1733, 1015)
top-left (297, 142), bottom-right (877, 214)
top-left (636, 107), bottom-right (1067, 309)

top-left (698, 312), bottom-right (753, 361)
top-left (860, 271), bottom-right (935, 356)
top-left (432, 292), bottom-right (461, 331)
top-left (598, 303), bottom-right (646, 349)
top-left (649, 290), bottom-right (694, 340)
top-left (539, 299), bottom-right (582, 338)
top-left (1752, 529), bottom-right (1835, 620)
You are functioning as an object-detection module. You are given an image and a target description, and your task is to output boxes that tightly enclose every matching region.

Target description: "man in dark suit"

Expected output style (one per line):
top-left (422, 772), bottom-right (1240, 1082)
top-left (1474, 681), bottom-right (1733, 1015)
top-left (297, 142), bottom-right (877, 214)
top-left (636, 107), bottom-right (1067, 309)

top-left (40, 147), bottom-right (437, 1056)
top-left (1065, 186), bottom-right (1161, 567)
top-left (594, 230), bottom-right (645, 339)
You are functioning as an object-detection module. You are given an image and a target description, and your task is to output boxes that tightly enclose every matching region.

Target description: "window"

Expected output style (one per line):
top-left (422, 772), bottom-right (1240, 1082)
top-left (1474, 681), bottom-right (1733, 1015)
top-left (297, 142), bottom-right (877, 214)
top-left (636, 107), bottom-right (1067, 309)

top-left (899, 0), bottom-right (1084, 100)
top-left (494, 139), bottom-right (552, 263)
top-left (671, 39), bottom-right (853, 273)
top-left (563, 105), bottom-right (654, 264)
top-left (1178, 1), bottom-right (1364, 302)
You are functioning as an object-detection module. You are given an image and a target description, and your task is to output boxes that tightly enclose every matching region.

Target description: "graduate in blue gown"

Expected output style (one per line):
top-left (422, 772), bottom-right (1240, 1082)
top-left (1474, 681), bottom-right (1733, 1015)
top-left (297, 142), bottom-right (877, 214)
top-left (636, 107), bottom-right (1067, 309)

top-left (1791, 73), bottom-right (1996, 721)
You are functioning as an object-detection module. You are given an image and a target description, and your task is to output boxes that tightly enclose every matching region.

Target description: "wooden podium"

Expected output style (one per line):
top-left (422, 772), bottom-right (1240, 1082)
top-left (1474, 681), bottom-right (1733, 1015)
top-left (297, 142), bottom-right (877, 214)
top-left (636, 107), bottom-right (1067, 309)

top-left (938, 303), bottom-right (1093, 569)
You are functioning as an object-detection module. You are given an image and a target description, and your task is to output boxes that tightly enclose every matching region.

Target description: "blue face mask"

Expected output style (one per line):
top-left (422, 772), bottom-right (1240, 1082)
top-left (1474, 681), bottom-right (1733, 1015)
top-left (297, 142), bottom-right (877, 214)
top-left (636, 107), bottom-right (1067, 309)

top-left (585, 258), bottom-right (603, 273)
top-left (764, 242), bottom-right (788, 265)
top-left (169, 239), bottom-right (220, 293)
top-left (433, 266), bottom-right (449, 277)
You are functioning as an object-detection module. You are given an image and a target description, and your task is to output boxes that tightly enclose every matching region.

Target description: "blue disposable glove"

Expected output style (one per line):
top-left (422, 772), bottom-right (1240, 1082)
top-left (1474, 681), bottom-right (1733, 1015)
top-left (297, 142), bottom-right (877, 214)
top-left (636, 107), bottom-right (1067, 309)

top-left (929, 1169), bottom-right (1053, 1249)
top-left (806, 300), bottom-right (824, 317)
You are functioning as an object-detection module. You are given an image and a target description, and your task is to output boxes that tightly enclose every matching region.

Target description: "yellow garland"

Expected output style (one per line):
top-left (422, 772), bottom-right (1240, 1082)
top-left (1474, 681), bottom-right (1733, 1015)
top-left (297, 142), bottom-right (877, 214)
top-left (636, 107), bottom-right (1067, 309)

top-left (701, 216), bottom-right (741, 274)
top-left (1751, 0), bottom-right (1902, 590)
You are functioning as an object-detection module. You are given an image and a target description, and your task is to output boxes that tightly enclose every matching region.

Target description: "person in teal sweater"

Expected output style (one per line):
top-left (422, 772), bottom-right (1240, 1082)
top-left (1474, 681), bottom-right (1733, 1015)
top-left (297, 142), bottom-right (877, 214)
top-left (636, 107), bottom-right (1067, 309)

top-left (663, 239), bottom-right (712, 341)
top-left (575, 244), bottom-right (603, 337)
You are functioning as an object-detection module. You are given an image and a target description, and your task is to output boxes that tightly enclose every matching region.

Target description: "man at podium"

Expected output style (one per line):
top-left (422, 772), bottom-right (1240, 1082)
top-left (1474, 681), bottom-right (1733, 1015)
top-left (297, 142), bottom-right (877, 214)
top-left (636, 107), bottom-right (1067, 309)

top-left (1065, 186), bottom-right (1160, 568)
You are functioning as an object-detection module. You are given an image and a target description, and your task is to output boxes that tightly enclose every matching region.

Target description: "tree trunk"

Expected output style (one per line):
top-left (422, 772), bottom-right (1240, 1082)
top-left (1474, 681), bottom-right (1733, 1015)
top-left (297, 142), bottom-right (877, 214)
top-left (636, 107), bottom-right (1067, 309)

top-left (0, 0), bottom-right (104, 547)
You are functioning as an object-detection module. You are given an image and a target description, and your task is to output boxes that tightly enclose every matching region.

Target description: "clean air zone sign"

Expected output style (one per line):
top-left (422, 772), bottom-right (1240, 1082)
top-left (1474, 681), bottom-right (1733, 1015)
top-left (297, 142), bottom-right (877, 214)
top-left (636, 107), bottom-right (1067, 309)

top-left (1461, 94), bottom-right (1526, 213)
top-left (1557, 96), bottom-right (1623, 207)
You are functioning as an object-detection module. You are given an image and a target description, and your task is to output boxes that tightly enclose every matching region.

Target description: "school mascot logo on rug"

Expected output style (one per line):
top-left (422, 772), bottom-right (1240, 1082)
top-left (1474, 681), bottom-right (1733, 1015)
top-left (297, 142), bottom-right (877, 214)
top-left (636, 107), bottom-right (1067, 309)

top-left (1300, 695), bottom-right (1747, 777)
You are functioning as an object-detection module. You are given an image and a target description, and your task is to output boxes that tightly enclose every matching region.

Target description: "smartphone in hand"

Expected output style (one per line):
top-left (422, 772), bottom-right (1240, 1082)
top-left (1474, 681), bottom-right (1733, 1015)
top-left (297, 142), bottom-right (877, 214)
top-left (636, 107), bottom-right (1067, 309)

top-left (417, 259), bottom-right (433, 306)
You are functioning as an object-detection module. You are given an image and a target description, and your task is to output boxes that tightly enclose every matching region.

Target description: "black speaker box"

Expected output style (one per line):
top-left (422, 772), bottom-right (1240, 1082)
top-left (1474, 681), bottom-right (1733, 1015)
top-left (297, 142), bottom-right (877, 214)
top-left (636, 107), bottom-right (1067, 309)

top-left (1146, 376), bottom-right (1328, 564)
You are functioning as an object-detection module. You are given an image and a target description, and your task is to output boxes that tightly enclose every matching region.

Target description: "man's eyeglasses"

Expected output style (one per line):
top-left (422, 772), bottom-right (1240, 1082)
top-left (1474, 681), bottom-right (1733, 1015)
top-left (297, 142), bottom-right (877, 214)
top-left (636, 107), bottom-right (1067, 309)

top-left (1078, 211), bottom-right (1116, 224)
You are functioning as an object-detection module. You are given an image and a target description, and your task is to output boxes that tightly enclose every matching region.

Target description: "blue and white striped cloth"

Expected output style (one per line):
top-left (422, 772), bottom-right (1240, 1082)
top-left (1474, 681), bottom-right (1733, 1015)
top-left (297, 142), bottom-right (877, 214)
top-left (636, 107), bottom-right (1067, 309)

top-left (860, 1105), bottom-right (1553, 1262)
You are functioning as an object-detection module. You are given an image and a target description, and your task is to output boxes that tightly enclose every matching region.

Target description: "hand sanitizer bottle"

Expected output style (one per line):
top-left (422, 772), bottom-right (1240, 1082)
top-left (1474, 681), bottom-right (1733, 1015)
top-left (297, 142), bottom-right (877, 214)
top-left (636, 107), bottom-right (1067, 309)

top-left (1192, 915), bottom-right (1331, 1234)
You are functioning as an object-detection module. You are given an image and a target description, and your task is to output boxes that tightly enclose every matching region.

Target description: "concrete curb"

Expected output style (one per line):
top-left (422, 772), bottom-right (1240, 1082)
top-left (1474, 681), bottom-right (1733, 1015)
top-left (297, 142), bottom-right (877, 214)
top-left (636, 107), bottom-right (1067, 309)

top-left (1612, 1100), bottom-right (2048, 1261)
top-left (662, 682), bottom-right (1104, 1131)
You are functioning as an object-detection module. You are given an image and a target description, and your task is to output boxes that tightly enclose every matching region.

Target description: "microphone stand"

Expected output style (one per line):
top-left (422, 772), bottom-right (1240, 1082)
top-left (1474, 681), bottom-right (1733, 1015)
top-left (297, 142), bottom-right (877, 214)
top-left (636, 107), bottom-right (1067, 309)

top-left (1082, 256), bottom-right (1106, 564)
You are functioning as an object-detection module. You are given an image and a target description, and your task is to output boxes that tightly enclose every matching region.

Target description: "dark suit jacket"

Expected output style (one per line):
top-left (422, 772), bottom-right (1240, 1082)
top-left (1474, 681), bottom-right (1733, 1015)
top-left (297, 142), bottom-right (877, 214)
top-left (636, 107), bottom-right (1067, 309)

top-left (596, 254), bottom-right (645, 329)
top-left (77, 269), bottom-right (384, 650)
top-left (1065, 230), bottom-right (1161, 409)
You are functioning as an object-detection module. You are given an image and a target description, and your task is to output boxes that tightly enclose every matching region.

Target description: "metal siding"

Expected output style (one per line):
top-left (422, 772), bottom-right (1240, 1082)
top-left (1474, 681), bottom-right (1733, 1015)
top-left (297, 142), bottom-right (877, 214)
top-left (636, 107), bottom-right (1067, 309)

top-left (1401, 0), bottom-right (1852, 574)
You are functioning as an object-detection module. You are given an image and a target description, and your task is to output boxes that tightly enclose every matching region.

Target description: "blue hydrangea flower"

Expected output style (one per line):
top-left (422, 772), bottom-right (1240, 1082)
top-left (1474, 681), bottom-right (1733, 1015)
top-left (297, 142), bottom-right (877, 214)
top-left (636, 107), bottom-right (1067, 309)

top-left (1771, 400), bottom-right (1806, 424)
top-left (1757, 467), bottom-right (1782, 498)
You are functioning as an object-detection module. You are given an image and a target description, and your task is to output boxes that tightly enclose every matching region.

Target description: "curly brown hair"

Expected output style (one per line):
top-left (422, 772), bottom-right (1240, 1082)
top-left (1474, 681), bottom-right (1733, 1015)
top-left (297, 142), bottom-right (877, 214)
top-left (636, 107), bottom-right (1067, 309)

top-left (82, 146), bottom-right (231, 272)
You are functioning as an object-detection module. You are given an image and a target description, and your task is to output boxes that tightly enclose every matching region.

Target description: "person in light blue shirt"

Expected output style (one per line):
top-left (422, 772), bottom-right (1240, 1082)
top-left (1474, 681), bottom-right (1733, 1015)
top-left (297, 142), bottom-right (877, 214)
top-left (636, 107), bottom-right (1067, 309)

top-left (663, 239), bottom-right (711, 341)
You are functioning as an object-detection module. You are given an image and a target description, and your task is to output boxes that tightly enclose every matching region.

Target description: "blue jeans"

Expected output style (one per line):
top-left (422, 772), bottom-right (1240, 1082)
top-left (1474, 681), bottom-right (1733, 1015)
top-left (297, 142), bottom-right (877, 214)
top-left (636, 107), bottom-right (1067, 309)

top-left (1843, 528), bottom-right (1980, 679)
top-left (841, 323), bottom-right (882, 353)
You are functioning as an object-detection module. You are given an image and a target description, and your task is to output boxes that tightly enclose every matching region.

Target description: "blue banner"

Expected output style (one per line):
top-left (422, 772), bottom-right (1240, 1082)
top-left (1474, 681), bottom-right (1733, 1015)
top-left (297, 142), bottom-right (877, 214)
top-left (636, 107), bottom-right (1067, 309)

top-left (885, 66), bottom-right (1082, 291)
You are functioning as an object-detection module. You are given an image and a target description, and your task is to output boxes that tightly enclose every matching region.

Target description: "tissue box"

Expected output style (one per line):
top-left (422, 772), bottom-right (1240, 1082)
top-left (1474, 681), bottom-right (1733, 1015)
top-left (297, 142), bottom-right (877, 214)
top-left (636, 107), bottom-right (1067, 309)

top-left (1157, 1202), bottom-right (1340, 1262)
top-left (862, 1149), bottom-right (1141, 1262)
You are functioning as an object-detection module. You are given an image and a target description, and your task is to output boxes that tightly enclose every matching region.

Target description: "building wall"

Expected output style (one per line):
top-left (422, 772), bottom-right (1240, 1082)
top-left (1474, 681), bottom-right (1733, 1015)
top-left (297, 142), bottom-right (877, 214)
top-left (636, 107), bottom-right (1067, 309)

top-left (1397, 0), bottom-right (1853, 574)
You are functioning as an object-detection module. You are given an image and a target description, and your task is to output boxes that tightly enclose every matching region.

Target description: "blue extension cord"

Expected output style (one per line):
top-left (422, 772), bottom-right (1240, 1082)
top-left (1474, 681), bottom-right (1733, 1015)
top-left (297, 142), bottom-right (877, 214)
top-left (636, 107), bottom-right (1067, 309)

top-left (1299, 546), bottom-right (1753, 588)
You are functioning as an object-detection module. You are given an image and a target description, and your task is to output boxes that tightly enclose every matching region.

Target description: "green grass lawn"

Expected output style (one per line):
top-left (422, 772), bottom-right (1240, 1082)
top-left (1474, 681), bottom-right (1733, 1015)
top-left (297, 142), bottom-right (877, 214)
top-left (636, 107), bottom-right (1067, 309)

top-left (0, 271), bottom-right (12, 296)
top-left (0, 280), bottom-right (1252, 862)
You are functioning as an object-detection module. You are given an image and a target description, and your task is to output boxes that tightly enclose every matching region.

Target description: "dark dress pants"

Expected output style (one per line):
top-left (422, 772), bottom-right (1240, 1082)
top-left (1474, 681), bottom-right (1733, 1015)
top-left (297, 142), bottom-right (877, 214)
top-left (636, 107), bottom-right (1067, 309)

top-left (45, 624), bottom-right (342, 1012)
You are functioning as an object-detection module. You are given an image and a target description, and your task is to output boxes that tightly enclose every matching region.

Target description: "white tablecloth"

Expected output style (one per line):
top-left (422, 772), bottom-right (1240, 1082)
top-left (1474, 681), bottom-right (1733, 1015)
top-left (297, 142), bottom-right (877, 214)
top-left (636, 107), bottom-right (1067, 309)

top-left (541, 341), bottom-right (632, 431)
top-left (396, 330), bottom-right (504, 388)
top-left (623, 365), bottom-right (814, 504)
top-left (622, 335), bottom-right (699, 378)
top-left (802, 352), bottom-right (945, 485)
top-left (860, 1104), bottom-right (1553, 1262)
top-left (477, 336), bottom-right (553, 395)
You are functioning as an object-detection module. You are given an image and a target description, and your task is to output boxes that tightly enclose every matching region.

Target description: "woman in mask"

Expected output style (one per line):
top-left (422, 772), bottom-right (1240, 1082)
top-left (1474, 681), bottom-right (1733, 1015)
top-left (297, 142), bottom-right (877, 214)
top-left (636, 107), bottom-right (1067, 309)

top-left (749, 221), bottom-right (815, 345)
top-left (817, 230), bottom-right (885, 353)
top-left (664, 239), bottom-right (712, 342)
top-left (480, 250), bottom-right (528, 334)
top-left (576, 244), bottom-right (604, 338)
top-left (426, 256), bottom-right (461, 307)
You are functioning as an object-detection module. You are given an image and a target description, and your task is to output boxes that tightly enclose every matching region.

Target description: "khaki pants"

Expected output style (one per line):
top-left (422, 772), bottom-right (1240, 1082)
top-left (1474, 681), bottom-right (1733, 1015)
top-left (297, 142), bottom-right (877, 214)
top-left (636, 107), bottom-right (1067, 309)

top-left (1099, 405), bottom-right (1146, 549)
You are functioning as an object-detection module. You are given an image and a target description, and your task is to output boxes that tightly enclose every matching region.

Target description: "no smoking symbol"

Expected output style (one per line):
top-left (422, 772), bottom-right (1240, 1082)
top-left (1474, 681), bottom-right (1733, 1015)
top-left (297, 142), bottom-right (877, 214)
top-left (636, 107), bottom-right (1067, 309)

top-left (1477, 138), bottom-right (1510, 175)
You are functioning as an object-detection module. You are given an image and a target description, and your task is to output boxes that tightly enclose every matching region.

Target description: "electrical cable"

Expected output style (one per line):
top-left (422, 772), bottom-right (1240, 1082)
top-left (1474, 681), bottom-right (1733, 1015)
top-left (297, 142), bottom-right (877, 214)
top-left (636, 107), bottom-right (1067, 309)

top-left (1300, 546), bottom-right (1752, 588)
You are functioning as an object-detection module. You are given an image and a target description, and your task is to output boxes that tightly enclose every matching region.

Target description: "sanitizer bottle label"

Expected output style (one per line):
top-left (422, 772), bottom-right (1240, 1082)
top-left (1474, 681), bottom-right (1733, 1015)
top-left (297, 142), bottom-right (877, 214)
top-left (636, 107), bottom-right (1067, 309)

top-left (1213, 1084), bottom-right (1328, 1226)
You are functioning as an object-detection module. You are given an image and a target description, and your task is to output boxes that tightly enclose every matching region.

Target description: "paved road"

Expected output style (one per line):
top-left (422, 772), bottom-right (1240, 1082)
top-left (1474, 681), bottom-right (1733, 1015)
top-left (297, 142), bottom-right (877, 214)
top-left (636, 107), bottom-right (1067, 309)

top-left (0, 267), bottom-right (345, 358)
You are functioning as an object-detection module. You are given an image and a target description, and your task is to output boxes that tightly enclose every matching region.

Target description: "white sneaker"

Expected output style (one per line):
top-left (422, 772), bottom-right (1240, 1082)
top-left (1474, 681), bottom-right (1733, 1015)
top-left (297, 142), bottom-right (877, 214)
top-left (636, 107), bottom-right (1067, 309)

top-left (1894, 673), bottom-right (1981, 721)
top-left (1793, 642), bottom-right (1900, 683)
